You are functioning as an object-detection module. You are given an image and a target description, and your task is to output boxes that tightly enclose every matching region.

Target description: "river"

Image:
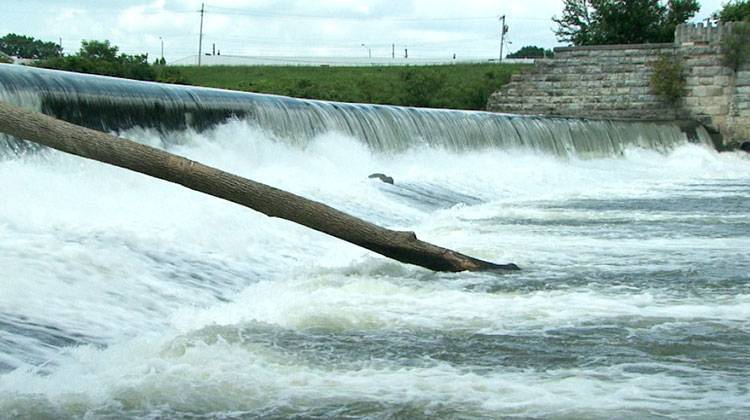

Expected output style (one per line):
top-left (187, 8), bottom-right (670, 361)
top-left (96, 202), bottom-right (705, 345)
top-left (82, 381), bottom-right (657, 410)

top-left (0, 66), bottom-right (749, 418)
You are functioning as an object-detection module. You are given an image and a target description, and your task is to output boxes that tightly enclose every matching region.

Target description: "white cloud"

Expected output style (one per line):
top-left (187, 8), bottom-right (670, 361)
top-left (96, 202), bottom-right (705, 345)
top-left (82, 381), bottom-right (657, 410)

top-left (118, 0), bottom-right (191, 32)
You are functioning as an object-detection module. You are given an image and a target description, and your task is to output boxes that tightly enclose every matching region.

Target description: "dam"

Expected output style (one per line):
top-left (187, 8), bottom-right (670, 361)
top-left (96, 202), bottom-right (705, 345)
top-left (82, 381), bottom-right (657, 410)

top-left (1, 65), bottom-right (748, 418)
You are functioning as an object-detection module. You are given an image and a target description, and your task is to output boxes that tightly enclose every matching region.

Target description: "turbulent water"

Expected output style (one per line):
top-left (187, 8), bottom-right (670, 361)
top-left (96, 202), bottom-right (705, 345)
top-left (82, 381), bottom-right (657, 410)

top-left (1, 66), bottom-right (750, 418)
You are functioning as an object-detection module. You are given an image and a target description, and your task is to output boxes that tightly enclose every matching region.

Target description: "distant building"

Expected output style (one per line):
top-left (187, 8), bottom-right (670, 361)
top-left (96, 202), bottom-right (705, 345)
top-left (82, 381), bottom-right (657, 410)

top-left (0, 52), bottom-right (35, 65)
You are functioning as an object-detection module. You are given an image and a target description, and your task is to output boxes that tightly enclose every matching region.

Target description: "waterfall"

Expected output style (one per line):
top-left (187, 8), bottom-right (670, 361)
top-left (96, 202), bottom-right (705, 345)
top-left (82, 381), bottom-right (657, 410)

top-left (0, 64), bottom-right (712, 156)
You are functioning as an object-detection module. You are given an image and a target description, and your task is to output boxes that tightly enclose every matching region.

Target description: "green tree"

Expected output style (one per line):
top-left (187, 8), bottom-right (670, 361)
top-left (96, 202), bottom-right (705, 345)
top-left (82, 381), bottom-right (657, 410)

top-left (78, 40), bottom-right (119, 61)
top-left (0, 33), bottom-right (62, 59)
top-left (713, 0), bottom-right (750, 21)
top-left (553, 0), bottom-right (701, 45)
top-left (507, 46), bottom-right (554, 59)
top-left (553, 0), bottom-right (596, 45)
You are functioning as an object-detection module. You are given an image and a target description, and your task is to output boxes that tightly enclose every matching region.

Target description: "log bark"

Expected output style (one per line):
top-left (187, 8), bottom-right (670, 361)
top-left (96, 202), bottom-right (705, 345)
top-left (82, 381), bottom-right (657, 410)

top-left (0, 101), bottom-right (519, 272)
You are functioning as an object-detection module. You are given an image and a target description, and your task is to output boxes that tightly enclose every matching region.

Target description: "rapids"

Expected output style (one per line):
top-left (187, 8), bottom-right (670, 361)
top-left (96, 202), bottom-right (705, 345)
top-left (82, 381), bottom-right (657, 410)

top-left (0, 66), bottom-right (749, 418)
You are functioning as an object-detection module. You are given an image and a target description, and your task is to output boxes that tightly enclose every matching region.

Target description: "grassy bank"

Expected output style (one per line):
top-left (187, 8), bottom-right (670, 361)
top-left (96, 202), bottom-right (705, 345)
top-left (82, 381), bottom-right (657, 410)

top-left (155, 63), bottom-right (527, 110)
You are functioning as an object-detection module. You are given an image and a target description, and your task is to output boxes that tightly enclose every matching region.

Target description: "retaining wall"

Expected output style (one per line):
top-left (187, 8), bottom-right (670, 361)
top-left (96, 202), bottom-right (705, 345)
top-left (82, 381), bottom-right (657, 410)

top-left (488, 23), bottom-right (750, 146)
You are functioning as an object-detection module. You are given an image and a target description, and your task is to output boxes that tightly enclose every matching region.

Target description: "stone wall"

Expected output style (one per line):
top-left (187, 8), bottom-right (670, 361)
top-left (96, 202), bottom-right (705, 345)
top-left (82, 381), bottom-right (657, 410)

top-left (488, 23), bottom-right (750, 147)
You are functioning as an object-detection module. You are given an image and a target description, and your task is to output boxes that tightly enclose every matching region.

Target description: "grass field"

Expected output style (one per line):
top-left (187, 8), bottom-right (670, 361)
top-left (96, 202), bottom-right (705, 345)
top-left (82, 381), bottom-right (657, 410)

top-left (156, 63), bottom-right (527, 111)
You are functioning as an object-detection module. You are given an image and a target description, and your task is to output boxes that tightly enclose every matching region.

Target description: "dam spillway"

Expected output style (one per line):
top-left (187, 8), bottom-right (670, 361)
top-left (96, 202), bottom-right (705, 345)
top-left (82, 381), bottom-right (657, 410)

top-left (0, 64), bottom-right (748, 418)
top-left (0, 64), bottom-right (712, 157)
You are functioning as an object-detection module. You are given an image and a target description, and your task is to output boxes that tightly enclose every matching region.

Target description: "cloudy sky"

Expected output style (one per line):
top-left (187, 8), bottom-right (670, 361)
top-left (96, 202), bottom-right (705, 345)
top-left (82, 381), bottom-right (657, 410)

top-left (0, 0), bottom-right (725, 62)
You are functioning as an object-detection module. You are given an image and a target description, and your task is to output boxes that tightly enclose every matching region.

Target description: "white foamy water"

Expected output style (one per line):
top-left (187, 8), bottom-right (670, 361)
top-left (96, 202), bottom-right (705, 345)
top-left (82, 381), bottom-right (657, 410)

top-left (1, 121), bottom-right (749, 418)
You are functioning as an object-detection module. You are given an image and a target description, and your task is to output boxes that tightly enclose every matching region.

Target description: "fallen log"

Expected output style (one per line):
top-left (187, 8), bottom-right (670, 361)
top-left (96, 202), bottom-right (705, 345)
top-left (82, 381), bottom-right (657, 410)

top-left (0, 101), bottom-right (519, 272)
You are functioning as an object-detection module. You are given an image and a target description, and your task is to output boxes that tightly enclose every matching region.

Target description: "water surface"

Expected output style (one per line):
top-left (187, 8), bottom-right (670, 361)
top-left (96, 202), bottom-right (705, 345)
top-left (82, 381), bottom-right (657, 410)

top-left (1, 121), bottom-right (748, 418)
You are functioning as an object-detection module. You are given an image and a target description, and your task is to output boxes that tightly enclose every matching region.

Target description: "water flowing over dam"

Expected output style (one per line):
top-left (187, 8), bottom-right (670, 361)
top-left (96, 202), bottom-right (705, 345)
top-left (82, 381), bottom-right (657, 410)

top-left (1, 65), bottom-right (748, 418)
top-left (0, 65), bottom-right (712, 157)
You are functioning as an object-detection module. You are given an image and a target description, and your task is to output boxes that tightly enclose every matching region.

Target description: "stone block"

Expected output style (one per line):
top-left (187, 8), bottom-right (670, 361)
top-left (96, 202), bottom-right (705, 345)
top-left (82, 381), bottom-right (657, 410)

top-left (685, 57), bottom-right (721, 67)
top-left (736, 73), bottom-right (750, 86)
top-left (691, 66), bottom-right (723, 77)
top-left (691, 86), bottom-right (724, 97)
top-left (703, 104), bottom-right (729, 115)
top-left (712, 76), bottom-right (731, 86)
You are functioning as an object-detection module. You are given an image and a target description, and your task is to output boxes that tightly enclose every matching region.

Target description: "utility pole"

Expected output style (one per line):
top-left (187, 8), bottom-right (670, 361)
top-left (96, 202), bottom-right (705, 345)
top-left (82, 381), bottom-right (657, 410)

top-left (392, 43), bottom-right (395, 59)
top-left (198, 3), bottom-right (205, 66)
top-left (499, 15), bottom-right (508, 63)
top-left (159, 37), bottom-right (164, 61)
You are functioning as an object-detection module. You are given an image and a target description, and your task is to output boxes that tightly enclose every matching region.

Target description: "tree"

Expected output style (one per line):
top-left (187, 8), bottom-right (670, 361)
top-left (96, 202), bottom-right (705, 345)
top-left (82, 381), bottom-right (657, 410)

top-left (553, 0), bottom-right (701, 45)
top-left (79, 40), bottom-right (119, 61)
top-left (507, 46), bottom-right (554, 59)
top-left (663, 0), bottom-right (705, 40)
top-left (553, 0), bottom-right (596, 45)
top-left (713, 0), bottom-right (750, 21)
top-left (0, 101), bottom-right (520, 273)
top-left (0, 33), bottom-right (62, 59)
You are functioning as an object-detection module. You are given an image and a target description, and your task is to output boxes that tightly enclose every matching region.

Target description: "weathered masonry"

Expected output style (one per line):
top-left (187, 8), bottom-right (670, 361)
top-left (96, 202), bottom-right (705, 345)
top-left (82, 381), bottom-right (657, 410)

top-left (487, 23), bottom-right (750, 147)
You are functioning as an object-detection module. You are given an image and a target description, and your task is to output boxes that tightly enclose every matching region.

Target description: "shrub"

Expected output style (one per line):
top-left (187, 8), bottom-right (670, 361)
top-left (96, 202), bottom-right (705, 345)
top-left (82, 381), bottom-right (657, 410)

top-left (154, 66), bottom-right (190, 85)
top-left (400, 69), bottom-right (446, 107)
top-left (650, 54), bottom-right (686, 103)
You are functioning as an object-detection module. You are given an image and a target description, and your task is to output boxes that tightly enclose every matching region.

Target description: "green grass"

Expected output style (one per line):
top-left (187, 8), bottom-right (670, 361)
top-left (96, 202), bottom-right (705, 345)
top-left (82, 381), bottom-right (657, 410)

top-left (155, 63), bottom-right (527, 111)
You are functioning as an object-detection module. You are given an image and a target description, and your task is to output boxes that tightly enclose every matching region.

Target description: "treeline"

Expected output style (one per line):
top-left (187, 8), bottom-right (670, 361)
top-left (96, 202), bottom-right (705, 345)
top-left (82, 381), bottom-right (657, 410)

top-left (507, 46), bottom-right (554, 59)
top-left (37, 40), bottom-right (157, 81)
top-left (0, 34), bottom-right (165, 81)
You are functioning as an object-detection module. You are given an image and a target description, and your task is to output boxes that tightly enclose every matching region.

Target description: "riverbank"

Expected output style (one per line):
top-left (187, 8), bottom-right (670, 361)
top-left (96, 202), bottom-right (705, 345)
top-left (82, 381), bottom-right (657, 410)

top-left (155, 63), bottom-right (527, 110)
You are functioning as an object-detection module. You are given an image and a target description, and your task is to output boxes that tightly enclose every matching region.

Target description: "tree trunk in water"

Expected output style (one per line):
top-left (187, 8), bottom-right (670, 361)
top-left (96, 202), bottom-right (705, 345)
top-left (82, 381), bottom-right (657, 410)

top-left (0, 101), bottom-right (519, 272)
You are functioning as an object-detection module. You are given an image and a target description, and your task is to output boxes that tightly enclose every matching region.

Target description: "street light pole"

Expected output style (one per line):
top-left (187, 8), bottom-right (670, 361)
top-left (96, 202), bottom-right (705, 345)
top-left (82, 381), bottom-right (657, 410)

top-left (361, 43), bottom-right (371, 60)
